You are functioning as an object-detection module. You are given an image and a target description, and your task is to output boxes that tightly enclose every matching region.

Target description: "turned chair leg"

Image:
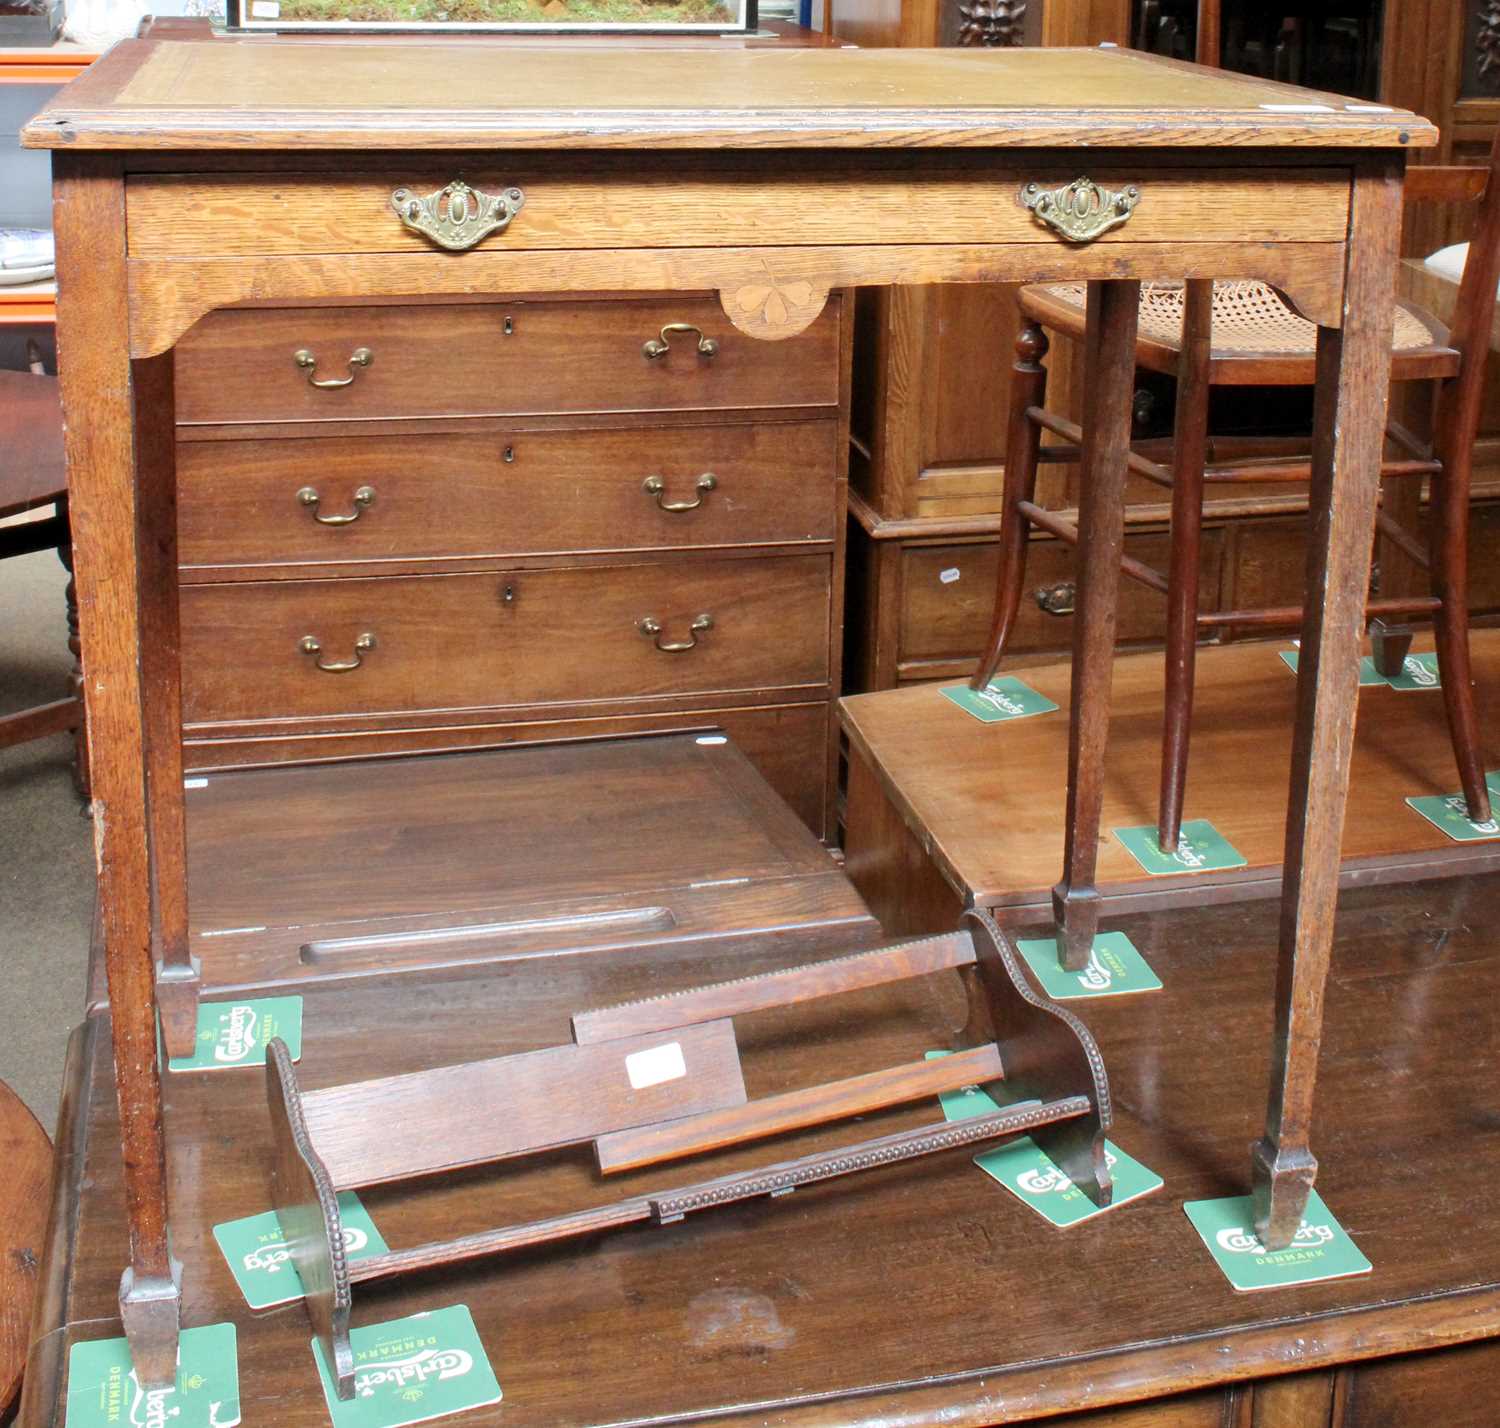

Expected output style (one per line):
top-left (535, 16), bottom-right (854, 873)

top-left (1158, 278), bottom-right (1212, 852)
top-left (972, 321), bottom-right (1050, 691)
top-left (1428, 398), bottom-right (1490, 822)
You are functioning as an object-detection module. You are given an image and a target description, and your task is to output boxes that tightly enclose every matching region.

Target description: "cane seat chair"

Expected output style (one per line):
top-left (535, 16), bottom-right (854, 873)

top-left (972, 130), bottom-right (1500, 853)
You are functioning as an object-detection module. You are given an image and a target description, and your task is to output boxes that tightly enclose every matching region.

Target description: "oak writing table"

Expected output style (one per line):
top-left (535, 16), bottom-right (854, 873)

top-left (24, 873), bottom-right (1500, 1426)
top-left (22, 39), bottom-right (1433, 1382)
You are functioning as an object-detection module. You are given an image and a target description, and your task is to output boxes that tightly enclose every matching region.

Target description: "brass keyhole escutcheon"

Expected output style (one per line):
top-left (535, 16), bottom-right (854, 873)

top-left (638, 613), bottom-right (713, 652)
top-left (1034, 581), bottom-right (1077, 617)
top-left (643, 473), bottom-right (716, 513)
top-left (297, 485), bottom-right (376, 526)
top-left (300, 632), bottom-right (376, 672)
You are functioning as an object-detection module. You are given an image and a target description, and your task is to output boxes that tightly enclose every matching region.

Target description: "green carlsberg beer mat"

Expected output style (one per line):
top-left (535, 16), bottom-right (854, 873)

top-left (1383, 651), bottom-right (1441, 691)
top-left (168, 996), bottom-right (303, 1072)
top-left (214, 1192), bottom-right (389, 1310)
top-left (974, 1135), bottom-right (1163, 1227)
top-left (940, 676), bottom-right (1060, 724)
top-left (1406, 792), bottom-right (1500, 843)
top-left (66, 1322), bottom-right (241, 1428)
top-left (312, 1305), bottom-right (502, 1427)
top-left (1015, 931), bottom-right (1162, 999)
top-left (1114, 819), bottom-right (1247, 876)
top-left (1185, 1189), bottom-right (1371, 1292)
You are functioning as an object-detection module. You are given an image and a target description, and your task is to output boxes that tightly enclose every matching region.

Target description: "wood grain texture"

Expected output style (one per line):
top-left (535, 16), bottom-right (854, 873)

top-left (1252, 161), bottom-right (1406, 1251)
top-left (20, 41), bottom-right (1436, 150)
top-left (0, 1081), bottom-right (51, 1418)
top-left (839, 629), bottom-right (1500, 917)
top-left (573, 930), bottom-right (975, 1042)
top-left (30, 876), bottom-right (1500, 1425)
top-left (593, 1044), bottom-right (1004, 1173)
top-left (177, 554), bottom-right (831, 723)
top-left (125, 165), bottom-right (1352, 257)
top-left (172, 298), bottom-right (840, 425)
top-left (126, 241), bottom-right (1351, 357)
top-left (1053, 280), bottom-right (1141, 969)
top-left (175, 418), bottom-right (839, 574)
top-left (180, 734), bottom-right (872, 995)
top-left (50, 153), bottom-right (180, 1387)
top-left (301, 1019), bottom-right (748, 1188)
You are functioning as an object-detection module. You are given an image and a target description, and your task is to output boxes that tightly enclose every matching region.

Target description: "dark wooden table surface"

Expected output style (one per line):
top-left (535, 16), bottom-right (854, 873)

top-left (26, 872), bottom-right (1500, 1426)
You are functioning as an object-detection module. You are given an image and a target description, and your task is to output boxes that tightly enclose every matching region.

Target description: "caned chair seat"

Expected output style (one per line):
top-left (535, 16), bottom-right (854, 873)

top-left (1021, 279), bottom-right (1457, 384)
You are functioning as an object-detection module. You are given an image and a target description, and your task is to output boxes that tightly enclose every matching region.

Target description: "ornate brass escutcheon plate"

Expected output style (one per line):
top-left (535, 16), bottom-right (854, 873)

top-left (1020, 177), bottom-right (1140, 243)
top-left (391, 179), bottom-right (526, 251)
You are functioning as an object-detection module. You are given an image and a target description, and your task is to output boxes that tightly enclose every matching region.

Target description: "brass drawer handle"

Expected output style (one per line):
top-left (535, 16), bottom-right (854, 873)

top-left (294, 347), bottom-right (372, 390)
top-left (1020, 178), bottom-right (1140, 243)
top-left (642, 324), bottom-right (720, 361)
top-left (639, 613), bottom-right (713, 652)
top-left (1034, 581), bottom-right (1077, 617)
top-left (300, 632), bottom-right (376, 672)
top-left (390, 180), bottom-right (525, 251)
top-left (297, 485), bottom-right (375, 526)
top-left (643, 473), bottom-right (716, 513)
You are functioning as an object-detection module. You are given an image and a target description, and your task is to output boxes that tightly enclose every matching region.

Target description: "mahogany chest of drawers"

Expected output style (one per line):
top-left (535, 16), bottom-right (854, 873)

top-left (174, 291), bottom-right (850, 837)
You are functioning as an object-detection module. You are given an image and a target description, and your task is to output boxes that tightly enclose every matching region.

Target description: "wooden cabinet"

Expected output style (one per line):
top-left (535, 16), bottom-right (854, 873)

top-left (175, 292), bottom-right (852, 839)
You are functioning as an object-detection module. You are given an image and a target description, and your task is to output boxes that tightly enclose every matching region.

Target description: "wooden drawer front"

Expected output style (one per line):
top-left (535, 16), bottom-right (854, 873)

top-left (174, 298), bottom-right (840, 425)
top-left (177, 419), bottom-right (840, 572)
top-left (128, 165), bottom-right (1351, 257)
top-left (180, 556), bottom-right (830, 723)
top-left (899, 530), bottom-right (1223, 663)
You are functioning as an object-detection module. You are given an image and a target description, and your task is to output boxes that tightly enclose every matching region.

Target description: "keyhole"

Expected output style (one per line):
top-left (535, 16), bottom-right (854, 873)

top-left (503, 445), bottom-right (515, 464)
top-left (502, 316), bottom-right (515, 336)
top-left (502, 584), bottom-right (516, 605)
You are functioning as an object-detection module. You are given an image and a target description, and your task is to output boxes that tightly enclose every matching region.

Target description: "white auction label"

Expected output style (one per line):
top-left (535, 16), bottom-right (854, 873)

top-left (626, 1041), bottom-right (687, 1090)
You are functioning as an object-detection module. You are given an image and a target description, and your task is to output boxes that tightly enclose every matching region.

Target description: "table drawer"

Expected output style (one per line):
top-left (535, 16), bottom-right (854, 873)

top-left (898, 529), bottom-right (1223, 663)
top-left (174, 297), bottom-right (840, 425)
top-left (180, 555), bottom-right (831, 723)
top-left (177, 419), bottom-right (840, 573)
top-left (128, 164), bottom-right (1352, 256)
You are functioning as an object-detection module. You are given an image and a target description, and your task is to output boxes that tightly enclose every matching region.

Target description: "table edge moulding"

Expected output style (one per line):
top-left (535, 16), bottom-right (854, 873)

top-left (20, 37), bottom-right (1435, 1389)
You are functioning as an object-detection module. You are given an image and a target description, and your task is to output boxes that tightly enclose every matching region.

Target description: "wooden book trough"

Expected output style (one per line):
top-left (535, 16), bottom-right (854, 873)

top-left (267, 909), bottom-right (1112, 1400)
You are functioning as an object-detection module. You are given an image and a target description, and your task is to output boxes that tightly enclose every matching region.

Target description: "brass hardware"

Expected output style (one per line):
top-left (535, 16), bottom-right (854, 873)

top-left (300, 632), bottom-right (376, 672)
top-left (1034, 581), bottom-right (1077, 617)
top-left (639, 613), bottom-right (713, 652)
top-left (1020, 178), bottom-right (1140, 243)
top-left (296, 485), bottom-right (375, 526)
top-left (502, 316), bottom-right (515, 335)
top-left (294, 347), bottom-right (372, 389)
top-left (642, 324), bottom-right (719, 361)
top-left (643, 472), bottom-right (716, 513)
top-left (390, 180), bottom-right (526, 252)
top-left (503, 445), bottom-right (515, 464)
top-left (502, 584), bottom-right (516, 605)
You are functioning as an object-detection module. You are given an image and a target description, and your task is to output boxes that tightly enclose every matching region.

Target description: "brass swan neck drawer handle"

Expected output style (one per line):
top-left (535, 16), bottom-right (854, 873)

top-left (1020, 178), bottom-right (1140, 244)
top-left (300, 632), bottom-right (376, 672)
top-left (643, 473), bottom-right (716, 512)
top-left (1034, 580), bottom-right (1077, 617)
top-left (639, 613), bottom-right (713, 652)
top-left (390, 180), bottom-right (526, 252)
top-left (642, 324), bottom-right (720, 361)
top-left (294, 347), bottom-right (372, 390)
top-left (297, 485), bottom-right (376, 526)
